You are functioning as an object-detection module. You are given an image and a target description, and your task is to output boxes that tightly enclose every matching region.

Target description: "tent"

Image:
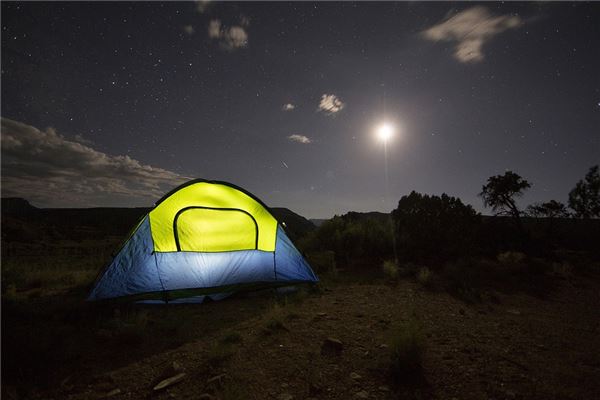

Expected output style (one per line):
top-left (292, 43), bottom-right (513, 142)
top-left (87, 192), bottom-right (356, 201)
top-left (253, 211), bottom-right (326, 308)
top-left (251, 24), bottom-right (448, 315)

top-left (87, 179), bottom-right (318, 303)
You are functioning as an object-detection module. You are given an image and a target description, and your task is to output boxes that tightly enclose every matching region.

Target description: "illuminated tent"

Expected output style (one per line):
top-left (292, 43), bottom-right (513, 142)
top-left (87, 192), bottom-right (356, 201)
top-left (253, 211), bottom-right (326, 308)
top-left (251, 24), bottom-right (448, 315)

top-left (88, 179), bottom-right (318, 303)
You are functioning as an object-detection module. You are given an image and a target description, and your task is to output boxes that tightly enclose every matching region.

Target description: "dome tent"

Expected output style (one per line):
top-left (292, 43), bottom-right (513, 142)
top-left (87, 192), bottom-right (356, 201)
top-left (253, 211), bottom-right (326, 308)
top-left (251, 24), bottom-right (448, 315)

top-left (87, 179), bottom-right (318, 303)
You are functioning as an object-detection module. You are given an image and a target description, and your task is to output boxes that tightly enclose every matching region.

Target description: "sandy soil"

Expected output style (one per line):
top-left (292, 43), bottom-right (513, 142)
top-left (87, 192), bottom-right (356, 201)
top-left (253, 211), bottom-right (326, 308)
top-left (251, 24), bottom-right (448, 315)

top-left (49, 275), bottom-right (600, 400)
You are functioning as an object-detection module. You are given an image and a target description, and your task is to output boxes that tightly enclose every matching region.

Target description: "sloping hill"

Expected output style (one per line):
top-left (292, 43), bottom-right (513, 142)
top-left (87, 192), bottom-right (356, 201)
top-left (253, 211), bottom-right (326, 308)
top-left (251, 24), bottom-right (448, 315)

top-left (1, 198), bottom-right (314, 246)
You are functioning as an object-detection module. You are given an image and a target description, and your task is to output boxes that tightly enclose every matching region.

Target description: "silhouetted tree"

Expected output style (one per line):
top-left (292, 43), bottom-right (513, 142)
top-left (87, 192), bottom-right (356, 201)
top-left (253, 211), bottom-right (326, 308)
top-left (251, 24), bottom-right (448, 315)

top-left (568, 165), bottom-right (600, 219)
top-left (300, 213), bottom-right (393, 265)
top-left (527, 200), bottom-right (569, 247)
top-left (392, 191), bottom-right (480, 262)
top-left (527, 200), bottom-right (569, 219)
top-left (480, 171), bottom-right (531, 232)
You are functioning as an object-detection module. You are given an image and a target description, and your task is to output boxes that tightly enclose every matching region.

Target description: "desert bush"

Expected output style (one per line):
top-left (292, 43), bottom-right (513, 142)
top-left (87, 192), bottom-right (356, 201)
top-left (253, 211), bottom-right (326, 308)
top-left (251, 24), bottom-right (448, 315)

top-left (305, 250), bottom-right (337, 276)
top-left (382, 260), bottom-right (399, 280)
top-left (220, 331), bottom-right (243, 345)
top-left (497, 251), bottom-right (526, 265)
top-left (392, 191), bottom-right (480, 263)
top-left (206, 342), bottom-right (236, 366)
top-left (441, 258), bottom-right (487, 303)
top-left (301, 213), bottom-right (394, 265)
top-left (261, 303), bottom-right (289, 335)
top-left (551, 262), bottom-right (573, 279)
top-left (389, 317), bottom-right (426, 381)
top-left (416, 267), bottom-right (433, 288)
top-left (1, 256), bottom-right (98, 296)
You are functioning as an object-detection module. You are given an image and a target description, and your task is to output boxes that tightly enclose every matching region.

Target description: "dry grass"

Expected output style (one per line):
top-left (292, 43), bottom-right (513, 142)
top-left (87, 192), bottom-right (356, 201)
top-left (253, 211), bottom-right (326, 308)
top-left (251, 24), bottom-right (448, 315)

top-left (416, 267), bottom-right (433, 288)
top-left (382, 260), bottom-right (399, 280)
top-left (389, 317), bottom-right (426, 382)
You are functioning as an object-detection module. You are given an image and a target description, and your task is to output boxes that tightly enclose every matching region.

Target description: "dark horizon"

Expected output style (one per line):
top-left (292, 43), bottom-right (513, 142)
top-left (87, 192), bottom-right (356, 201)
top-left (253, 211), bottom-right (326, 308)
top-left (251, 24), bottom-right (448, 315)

top-left (2, 2), bottom-right (599, 219)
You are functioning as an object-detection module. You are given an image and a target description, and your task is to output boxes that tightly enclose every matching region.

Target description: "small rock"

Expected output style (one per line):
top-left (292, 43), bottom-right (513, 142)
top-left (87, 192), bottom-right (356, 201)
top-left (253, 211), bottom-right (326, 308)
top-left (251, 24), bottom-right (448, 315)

top-left (317, 312), bottom-right (327, 317)
top-left (355, 390), bottom-right (369, 399)
top-left (350, 372), bottom-right (362, 380)
top-left (153, 361), bottom-right (184, 387)
top-left (198, 394), bottom-right (216, 400)
top-left (507, 309), bottom-right (521, 315)
top-left (206, 373), bottom-right (228, 388)
top-left (379, 344), bottom-right (388, 349)
top-left (277, 393), bottom-right (294, 400)
top-left (153, 373), bottom-right (186, 391)
top-left (281, 383), bottom-right (289, 389)
top-left (321, 338), bottom-right (343, 356)
top-left (378, 386), bottom-right (390, 392)
top-left (104, 388), bottom-right (121, 397)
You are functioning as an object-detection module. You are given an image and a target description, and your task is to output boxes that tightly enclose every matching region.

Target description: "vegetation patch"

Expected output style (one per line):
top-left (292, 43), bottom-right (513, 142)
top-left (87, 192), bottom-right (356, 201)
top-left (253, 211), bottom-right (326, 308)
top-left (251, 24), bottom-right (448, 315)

top-left (389, 317), bottom-right (426, 384)
top-left (416, 267), bottom-right (433, 288)
top-left (382, 260), bottom-right (399, 281)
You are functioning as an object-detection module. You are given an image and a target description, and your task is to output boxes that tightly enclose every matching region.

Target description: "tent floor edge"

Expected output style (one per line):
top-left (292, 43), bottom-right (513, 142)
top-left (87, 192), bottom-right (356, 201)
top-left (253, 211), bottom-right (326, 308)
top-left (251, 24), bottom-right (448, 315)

top-left (88, 280), bottom-right (315, 304)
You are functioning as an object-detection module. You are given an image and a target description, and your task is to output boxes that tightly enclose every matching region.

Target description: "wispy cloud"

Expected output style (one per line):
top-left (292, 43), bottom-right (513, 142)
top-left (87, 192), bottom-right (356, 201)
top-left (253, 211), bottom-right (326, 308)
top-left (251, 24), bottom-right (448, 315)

top-left (1, 118), bottom-right (189, 207)
top-left (195, 0), bottom-right (211, 14)
top-left (288, 134), bottom-right (311, 144)
top-left (208, 19), bottom-right (248, 51)
top-left (183, 25), bottom-right (195, 35)
top-left (282, 103), bottom-right (295, 111)
top-left (422, 6), bottom-right (522, 63)
top-left (318, 94), bottom-right (345, 115)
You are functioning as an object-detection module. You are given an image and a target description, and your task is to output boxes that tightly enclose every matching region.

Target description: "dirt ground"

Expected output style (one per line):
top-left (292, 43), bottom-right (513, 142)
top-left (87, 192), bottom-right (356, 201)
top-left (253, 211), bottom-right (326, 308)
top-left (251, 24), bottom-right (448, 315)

top-left (5, 270), bottom-right (597, 400)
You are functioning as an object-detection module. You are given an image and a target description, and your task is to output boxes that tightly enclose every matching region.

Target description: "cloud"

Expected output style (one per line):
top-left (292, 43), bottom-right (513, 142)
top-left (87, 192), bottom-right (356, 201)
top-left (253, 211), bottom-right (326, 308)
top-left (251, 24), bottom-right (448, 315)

top-left (183, 25), bottom-right (195, 35)
top-left (288, 134), bottom-right (311, 144)
top-left (207, 19), bottom-right (248, 50)
top-left (208, 19), bottom-right (222, 39)
top-left (318, 94), bottom-right (345, 115)
top-left (282, 103), bottom-right (295, 111)
top-left (195, 0), bottom-right (211, 14)
top-left (1, 118), bottom-right (189, 207)
top-left (422, 6), bottom-right (522, 63)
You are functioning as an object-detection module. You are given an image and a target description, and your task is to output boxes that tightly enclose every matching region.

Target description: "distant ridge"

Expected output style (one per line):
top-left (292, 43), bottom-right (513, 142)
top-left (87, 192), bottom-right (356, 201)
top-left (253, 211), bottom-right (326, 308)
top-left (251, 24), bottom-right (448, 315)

top-left (1, 197), bottom-right (38, 214)
top-left (1, 198), bottom-right (315, 243)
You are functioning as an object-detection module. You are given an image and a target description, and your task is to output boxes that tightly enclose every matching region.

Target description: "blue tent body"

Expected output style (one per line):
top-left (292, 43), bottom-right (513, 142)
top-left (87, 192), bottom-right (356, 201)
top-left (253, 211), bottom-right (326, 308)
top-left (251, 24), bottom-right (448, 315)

top-left (88, 180), bottom-right (318, 303)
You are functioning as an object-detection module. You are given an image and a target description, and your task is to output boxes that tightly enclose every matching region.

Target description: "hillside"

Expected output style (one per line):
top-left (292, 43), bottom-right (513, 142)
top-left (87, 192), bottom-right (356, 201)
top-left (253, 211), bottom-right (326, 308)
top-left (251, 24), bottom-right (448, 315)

top-left (1, 198), bottom-right (315, 249)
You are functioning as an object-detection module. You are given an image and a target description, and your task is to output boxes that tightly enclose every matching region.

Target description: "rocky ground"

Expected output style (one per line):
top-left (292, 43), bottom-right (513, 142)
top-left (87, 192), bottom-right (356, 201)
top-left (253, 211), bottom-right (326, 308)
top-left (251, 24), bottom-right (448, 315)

top-left (20, 273), bottom-right (597, 400)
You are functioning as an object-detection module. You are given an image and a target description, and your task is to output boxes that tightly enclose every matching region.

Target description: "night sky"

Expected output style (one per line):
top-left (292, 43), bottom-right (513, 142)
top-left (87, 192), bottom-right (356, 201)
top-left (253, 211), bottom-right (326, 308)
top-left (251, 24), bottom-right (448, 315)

top-left (2, 2), bottom-right (599, 218)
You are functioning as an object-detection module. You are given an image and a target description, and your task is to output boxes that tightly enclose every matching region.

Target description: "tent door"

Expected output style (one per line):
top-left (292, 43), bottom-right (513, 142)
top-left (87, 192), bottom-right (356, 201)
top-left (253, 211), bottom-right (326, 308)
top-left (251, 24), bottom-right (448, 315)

top-left (173, 206), bottom-right (258, 252)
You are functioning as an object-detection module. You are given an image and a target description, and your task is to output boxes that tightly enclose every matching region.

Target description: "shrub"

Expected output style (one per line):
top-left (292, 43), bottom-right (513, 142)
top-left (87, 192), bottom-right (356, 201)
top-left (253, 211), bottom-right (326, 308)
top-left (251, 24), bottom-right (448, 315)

top-left (497, 251), bottom-right (526, 265)
top-left (416, 267), bottom-right (432, 288)
top-left (206, 342), bottom-right (236, 366)
top-left (392, 191), bottom-right (480, 263)
top-left (441, 259), bottom-right (485, 303)
top-left (389, 318), bottom-right (426, 381)
top-left (551, 262), bottom-right (573, 279)
top-left (261, 303), bottom-right (289, 335)
top-left (220, 331), bottom-right (243, 345)
top-left (382, 260), bottom-right (399, 280)
top-left (305, 251), bottom-right (337, 277)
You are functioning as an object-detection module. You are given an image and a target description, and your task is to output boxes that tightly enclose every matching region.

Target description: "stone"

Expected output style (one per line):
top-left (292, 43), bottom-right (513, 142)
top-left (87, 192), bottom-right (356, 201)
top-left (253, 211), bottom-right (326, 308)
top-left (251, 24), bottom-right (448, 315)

top-left (206, 373), bottom-right (228, 388)
top-left (350, 372), bottom-right (362, 380)
top-left (153, 373), bottom-right (186, 391)
top-left (277, 393), bottom-right (294, 400)
top-left (104, 388), bottom-right (121, 397)
top-left (355, 390), bottom-right (369, 399)
top-left (321, 338), bottom-right (343, 356)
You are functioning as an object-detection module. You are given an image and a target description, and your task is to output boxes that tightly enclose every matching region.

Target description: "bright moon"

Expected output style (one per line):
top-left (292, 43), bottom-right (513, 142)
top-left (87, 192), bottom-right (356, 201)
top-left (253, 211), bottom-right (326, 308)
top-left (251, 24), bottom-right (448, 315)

top-left (376, 122), bottom-right (395, 142)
